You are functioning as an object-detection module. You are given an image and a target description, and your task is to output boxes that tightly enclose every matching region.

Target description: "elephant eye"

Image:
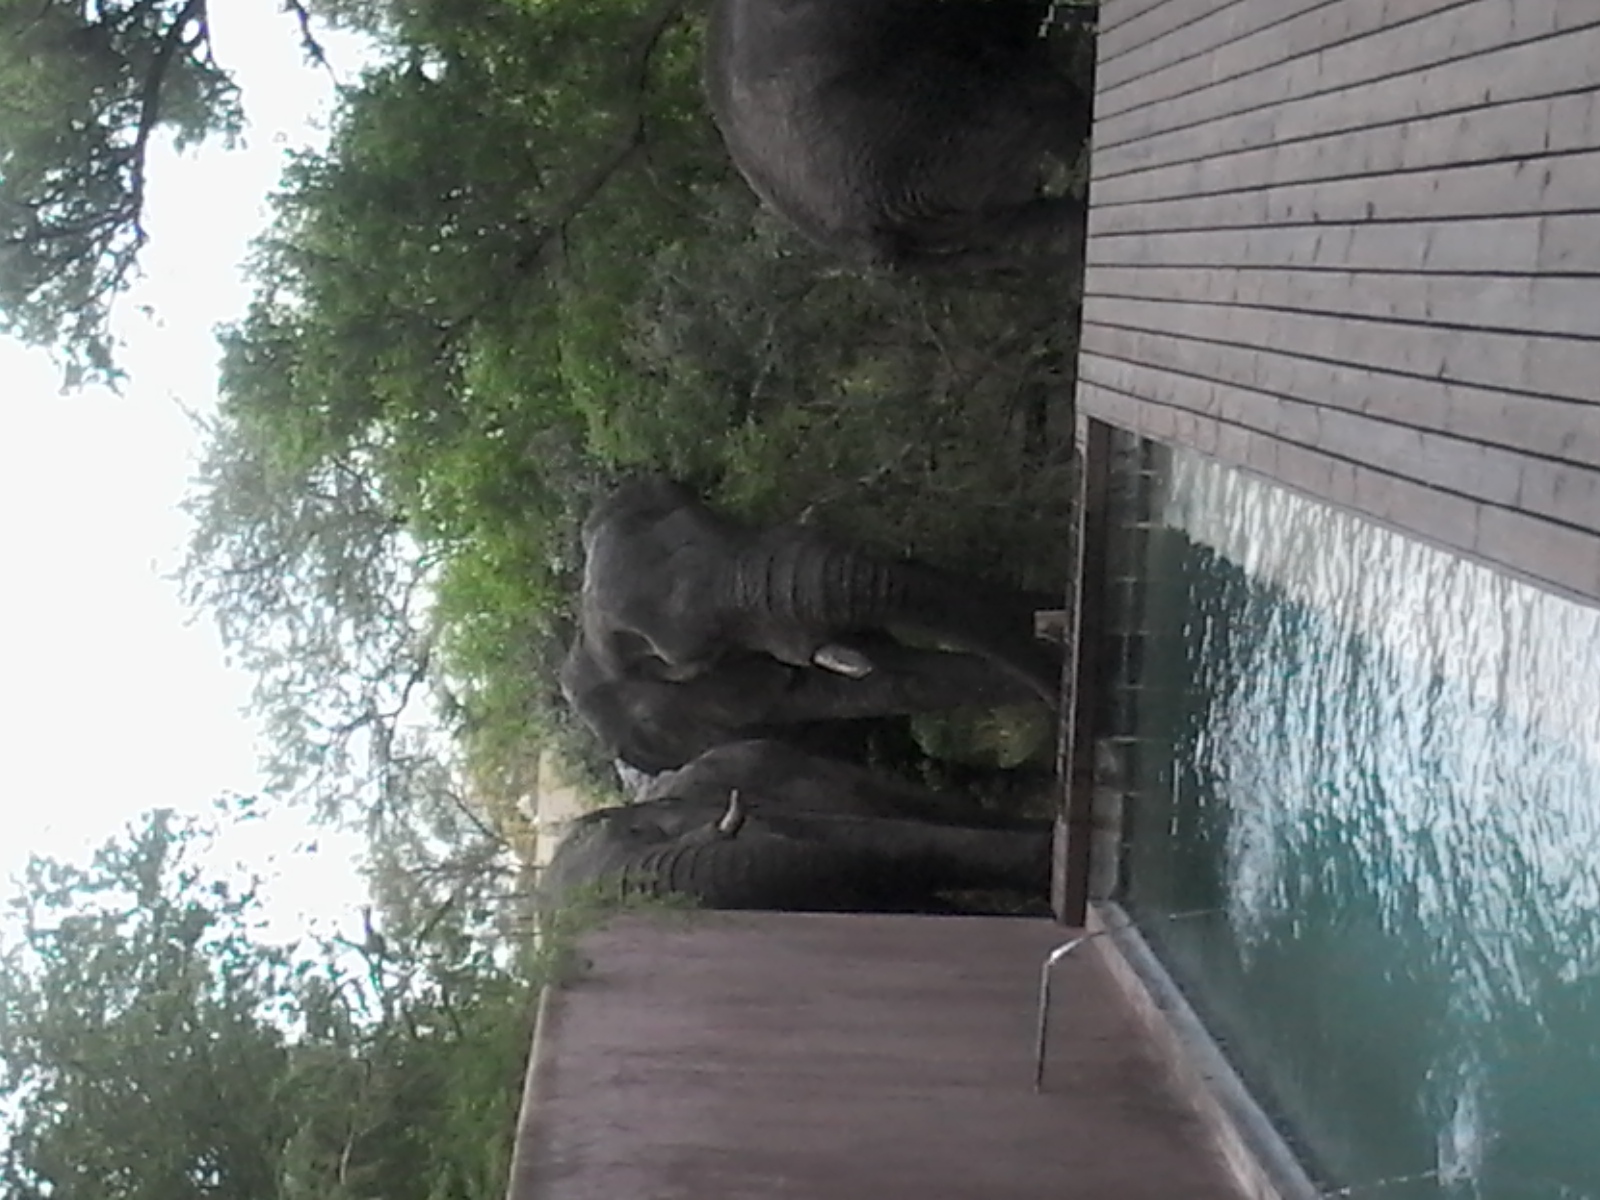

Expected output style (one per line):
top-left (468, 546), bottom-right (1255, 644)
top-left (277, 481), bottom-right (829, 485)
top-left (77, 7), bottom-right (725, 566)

top-left (622, 815), bottom-right (673, 840)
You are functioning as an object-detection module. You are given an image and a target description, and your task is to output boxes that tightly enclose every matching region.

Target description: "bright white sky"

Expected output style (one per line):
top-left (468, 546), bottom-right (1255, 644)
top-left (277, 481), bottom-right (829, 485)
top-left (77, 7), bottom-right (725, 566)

top-left (0, 6), bottom-right (376, 941)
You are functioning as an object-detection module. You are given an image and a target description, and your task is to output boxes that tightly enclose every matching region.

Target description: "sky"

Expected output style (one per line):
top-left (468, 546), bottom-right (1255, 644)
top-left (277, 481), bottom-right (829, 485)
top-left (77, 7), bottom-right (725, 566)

top-left (0, 6), bottom-right (375, 941)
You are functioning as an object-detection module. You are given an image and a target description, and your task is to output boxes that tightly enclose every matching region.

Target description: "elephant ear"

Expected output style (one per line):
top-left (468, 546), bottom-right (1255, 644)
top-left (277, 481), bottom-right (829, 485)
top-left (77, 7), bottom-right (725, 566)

top-left (565, 635), bottom-right (807, 772)
top-left (610, 678), bottom-right (739, 771)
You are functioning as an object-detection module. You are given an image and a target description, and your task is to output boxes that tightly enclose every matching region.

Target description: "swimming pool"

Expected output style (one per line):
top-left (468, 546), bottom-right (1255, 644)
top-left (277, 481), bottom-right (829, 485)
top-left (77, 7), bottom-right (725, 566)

top-left (1108, 442), bottom-right (1600, 1199)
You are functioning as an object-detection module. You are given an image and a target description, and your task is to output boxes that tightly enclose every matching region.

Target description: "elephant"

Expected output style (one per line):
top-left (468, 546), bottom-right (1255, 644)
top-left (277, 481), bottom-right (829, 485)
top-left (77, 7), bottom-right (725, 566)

top-left (542, 739), bottom-right (1054, 911)
top-left (633, 736), bottom-right (1047, 819)
top-left (703, 0), bottom-right (1093, 271)
top-left (565, 477), bottom-right (1062, 767)
top-left (562, 630), bottom-right (1045, 773)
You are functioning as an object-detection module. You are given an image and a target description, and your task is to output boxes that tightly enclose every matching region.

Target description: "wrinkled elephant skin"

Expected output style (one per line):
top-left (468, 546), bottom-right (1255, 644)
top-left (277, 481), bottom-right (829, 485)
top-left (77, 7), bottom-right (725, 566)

top-left (543, 740), bottom-right (1053, 911)
top-left (704, 0), bottom-right (1091, 270)
top-left (561, 630), bottom-right (1045, 773)
top-left (637, 738), bottom-right (1040, 824)
top-left (564, 478), bottom-right (1061, 768)
top-left (577, 476), bottom-right (1061, 707)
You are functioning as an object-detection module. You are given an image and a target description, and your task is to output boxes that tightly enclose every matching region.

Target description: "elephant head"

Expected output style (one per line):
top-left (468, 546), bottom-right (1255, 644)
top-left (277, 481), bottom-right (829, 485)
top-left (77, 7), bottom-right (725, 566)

top-left (542, 740), bottom-right (1053, 912)
top-left (703, 0), bottom-right (1092, 271)
top-left (561, 626), bottom-right (1048, 773)
top-left (577, 477), bottom-right (1062, 715)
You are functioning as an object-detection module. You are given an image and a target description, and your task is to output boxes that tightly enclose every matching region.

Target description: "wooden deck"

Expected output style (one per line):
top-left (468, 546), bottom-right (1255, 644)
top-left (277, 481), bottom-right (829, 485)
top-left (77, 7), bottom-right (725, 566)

top-left (507, 914), bottom-right (1260, 1200)
top-left (1077, 0), bottom-right (1600, 605)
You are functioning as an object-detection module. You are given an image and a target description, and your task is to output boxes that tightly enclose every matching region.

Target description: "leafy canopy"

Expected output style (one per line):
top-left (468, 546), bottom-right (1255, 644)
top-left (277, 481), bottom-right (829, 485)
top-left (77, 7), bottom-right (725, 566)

top-left (1, 0), bottom-right (1087, 792)
top-left (0, 802), bottom-right (537, 1200)
top-left (181, 0), bottom-right (1086, 798)
top-left (0, 0), bottom-right (263, 385)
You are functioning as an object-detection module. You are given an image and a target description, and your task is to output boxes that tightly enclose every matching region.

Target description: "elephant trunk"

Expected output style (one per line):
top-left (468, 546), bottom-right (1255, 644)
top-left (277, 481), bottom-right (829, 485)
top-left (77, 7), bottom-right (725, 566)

top-left (543, 802), bottom-right (1053, 913)
top-left (547, 816), bottom-right (906, 911)
top-left (729, 531), bottom-right (908, 633)
top-left (729, 529), bottom-right (1059, 701)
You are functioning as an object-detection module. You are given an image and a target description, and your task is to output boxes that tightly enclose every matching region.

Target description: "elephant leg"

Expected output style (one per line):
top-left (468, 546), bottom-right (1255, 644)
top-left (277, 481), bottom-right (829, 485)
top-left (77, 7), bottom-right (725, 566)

top-left (883, 566), bottom-right (1066, 701)
top-left (564, 630), bottom-right (805, 772)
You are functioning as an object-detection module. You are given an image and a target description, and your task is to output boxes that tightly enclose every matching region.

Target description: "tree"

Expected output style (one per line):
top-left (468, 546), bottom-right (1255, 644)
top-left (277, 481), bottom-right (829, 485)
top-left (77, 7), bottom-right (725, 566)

top-left (0, 806), bottom-right (295, 1198)
top-left (0, 0), bottom-right (371, 386)
top-left (180, 404), bottom-right (443, 821)
top-left (183, 0), bottom-right (716, 797)
top-left (180, 0), bottom-right (1088, 798)
top-left (0, 0), bottom-right (252, 384)
top-left (0, 803), bottom-right (537, 1200)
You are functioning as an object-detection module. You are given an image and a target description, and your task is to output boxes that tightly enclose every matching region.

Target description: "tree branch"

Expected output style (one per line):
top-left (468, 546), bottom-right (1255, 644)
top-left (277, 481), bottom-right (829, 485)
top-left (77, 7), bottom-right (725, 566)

top-left (279, 0), bottom-right (328, 69)
top-left (510, 0), bottom-right (689, 269)
top-left (121, 0), bottom-right (210, 250)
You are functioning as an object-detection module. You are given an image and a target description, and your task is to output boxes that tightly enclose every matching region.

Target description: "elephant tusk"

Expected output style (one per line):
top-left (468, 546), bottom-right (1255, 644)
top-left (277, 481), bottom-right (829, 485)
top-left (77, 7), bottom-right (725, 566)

top-left (716, 788), bottom-right (747, 836)
top-left (812, 643), bottom-right (875, 678)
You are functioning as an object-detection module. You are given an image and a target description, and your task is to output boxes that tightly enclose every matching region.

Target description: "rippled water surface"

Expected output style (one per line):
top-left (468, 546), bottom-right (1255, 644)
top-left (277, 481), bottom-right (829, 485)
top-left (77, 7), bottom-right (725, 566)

top-left (1120, 448), bottom-right (1600, 1199)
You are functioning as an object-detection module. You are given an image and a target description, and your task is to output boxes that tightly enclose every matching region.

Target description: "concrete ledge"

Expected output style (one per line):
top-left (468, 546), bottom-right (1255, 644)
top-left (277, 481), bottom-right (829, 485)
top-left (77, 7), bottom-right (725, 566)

top-left (1088, 903), bottom-right (1322, 1200)
top-left (503, 982), bottom-right (558, 1200)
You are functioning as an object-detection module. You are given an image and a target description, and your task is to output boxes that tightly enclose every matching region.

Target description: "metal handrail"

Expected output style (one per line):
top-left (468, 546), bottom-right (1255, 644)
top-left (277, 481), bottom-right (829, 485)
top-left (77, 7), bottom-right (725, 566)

top-left (1033, 907), bottom-right (1218, 1091)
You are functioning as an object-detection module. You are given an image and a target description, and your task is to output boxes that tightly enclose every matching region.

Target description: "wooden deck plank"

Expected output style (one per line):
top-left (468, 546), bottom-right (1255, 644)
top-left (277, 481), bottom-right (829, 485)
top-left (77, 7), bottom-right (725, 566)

top-left (1094, 89), bottom-right (1600, 205)
top-left (1097, 0), bottom-right (1212, 61)
top-left (1095, 1), bottom-right (1598, 154)
top-left (1081, 0), bottom-right (1600, 608)
top-left (1088, 263), bottom-right (1600, 340)
top-left (1079, 348), bottom-right (1600, 530)
top-left (1097, 0), bottom-right (1333, 97)
top-left (1086, 147), bottom-right (1600, 234)
top-left (1078, 378), bottom-right (1600, 601)
top-left (1475, 504), bottom-right (1600, 599)
top-left (515, 915), bottom-right (1258, 1200)
top-left (1081, 292), bottom-right (1600, 406)
top-left (1085, 212), bottom-right (1600, 276)
top-left (1097, 26), bottom-right (1600, 182)
top-left (1097, 0), bottom-right (1464, 118)
top-left (1079, 321), bottom-right (1600, 470)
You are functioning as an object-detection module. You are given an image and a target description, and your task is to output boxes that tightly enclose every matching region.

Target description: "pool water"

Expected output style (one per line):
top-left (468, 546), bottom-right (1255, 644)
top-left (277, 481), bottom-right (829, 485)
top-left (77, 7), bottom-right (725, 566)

top-left (1114, 445), bottom-right (1600, 1199)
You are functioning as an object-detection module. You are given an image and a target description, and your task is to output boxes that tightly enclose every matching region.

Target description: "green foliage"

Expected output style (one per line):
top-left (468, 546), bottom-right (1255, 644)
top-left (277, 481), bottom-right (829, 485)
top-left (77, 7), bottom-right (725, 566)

top-left (614, 199), bottom-right (1079, 585)
top-left (0, 804), bottom-right (538, 1200)
top-left (0, 0), bottom-right (254, 384)
top-left (0, 808), bottom-right (292, 1199)
top-left (182, 0), bottom-right (717, 791)
top-left (183, 0), bottom-right (1086, 800)
top-left (6, 0), bottom-right (1089, 1188)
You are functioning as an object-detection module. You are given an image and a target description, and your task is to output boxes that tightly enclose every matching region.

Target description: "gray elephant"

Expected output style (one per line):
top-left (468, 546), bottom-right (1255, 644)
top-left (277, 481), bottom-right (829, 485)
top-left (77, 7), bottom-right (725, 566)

top-left (703, 0), bottom-right (1092, 271)
top-left (543, 739), bottom-right (1053, 911)
top-left (562, 630), bottom-right (1044, 773)
top-left (566, 477), bottom-right (1061, 766)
